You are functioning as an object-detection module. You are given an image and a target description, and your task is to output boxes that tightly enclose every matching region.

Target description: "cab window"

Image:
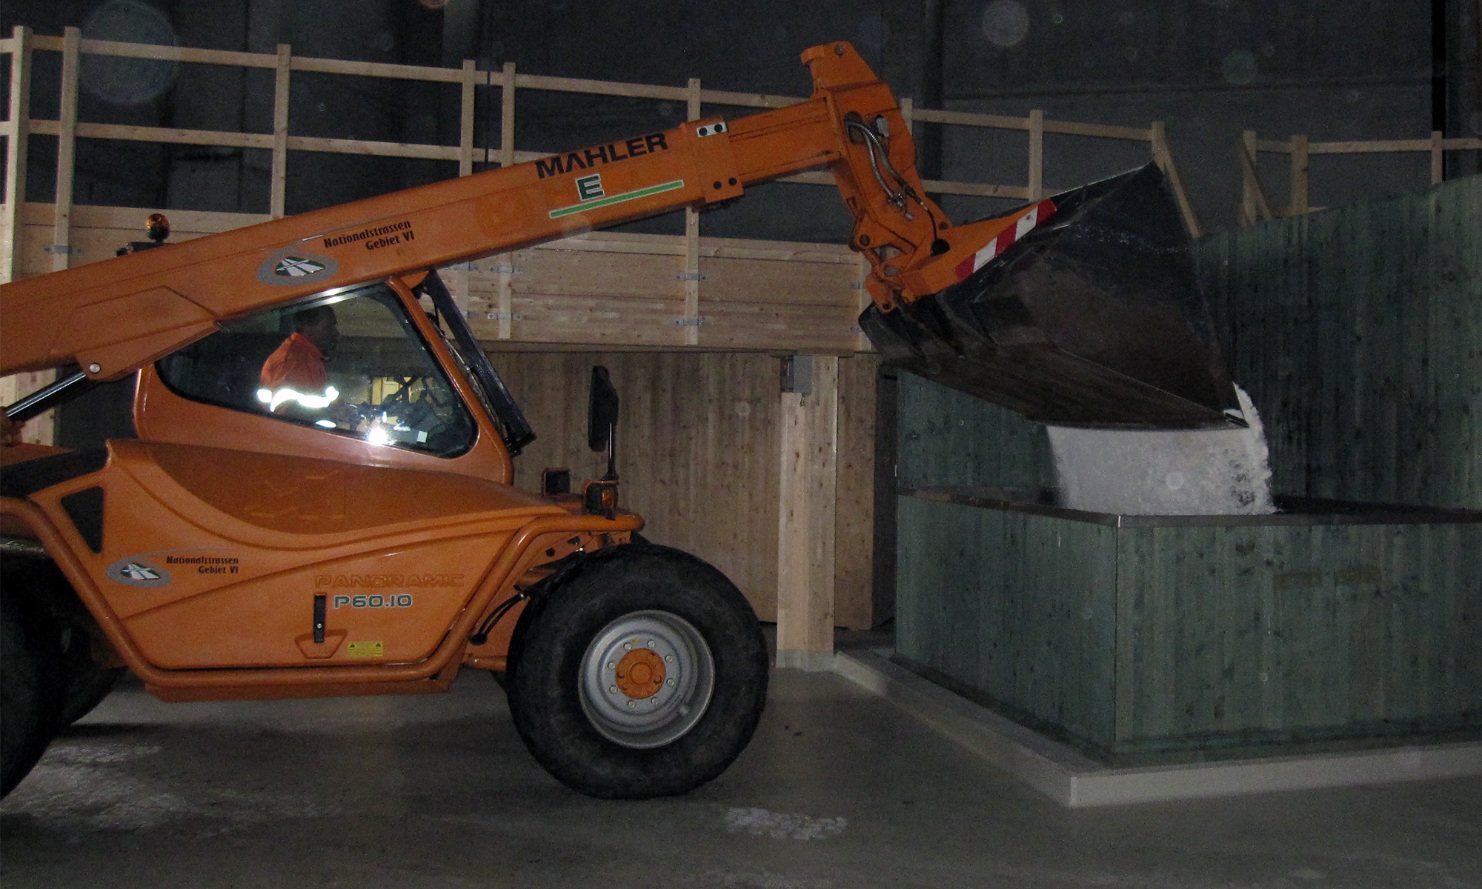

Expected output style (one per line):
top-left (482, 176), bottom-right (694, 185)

top-left (157, 284), bottom-right (476, 457)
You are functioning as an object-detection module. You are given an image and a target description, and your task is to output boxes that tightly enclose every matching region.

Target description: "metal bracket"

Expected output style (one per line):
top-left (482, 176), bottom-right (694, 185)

top-left (44, 244), bottom-right (81, 255)
top-left (675, 272), bottom-right (707, 282)
top-left (673, 317), bottom-right (707, 328)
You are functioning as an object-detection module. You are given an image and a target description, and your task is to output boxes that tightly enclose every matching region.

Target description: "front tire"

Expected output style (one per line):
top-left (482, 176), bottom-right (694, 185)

top-left (507, 544), bottom-right (767, 799)
top-left (2, 560), bottom-right (122, 727)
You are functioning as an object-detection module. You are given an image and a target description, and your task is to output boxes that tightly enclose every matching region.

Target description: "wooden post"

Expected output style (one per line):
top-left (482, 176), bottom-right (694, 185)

top-left (442, 58), bottom-right (480, 310)
top-left (1289, 134), bottom-right (1310, 216)
top-left (1239, 129), bottom-right (1258, 226)
top-left (775, 354), bottom-right (839, 670)
top-left (1027, 109), bottom-right (1044, 200)
top-left (51, 27), bottom-right (81, 272)
top-left (1150, 121), bottom-right (1202, 238)
top-left (495, 61), bottom-right (517, 340)
top-left (1430, 130), bottom-right (1444, 184)
top-left (0, 26), bottom-right (55, 447)
top-left (270, 44), bottom-right (291, 218)
top-left (2, 25), bottom-right (31, 284)
top-left (1238, 129), bottom-right (1274, 226)
top-left (681, 77), bottom-right (703, 345)
top-left (458, 58), bottom-right (478, 177)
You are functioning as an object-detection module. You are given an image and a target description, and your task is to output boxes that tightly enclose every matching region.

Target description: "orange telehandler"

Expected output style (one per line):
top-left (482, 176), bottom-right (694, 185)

top-left (0, 42), bottom-right (1236, 800)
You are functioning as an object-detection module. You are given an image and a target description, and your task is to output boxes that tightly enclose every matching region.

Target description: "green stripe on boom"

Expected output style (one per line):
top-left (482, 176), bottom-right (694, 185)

top-left (548, 180), bottom-right (686, 219)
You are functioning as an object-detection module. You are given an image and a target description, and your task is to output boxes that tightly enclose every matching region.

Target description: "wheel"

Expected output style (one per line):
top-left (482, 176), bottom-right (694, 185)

top-left (2, 560), bottom-right (121, 727)
top-left (507, 543), bottom-right (768, 799)
top-left (2, 594), bottom-right (63, 798)
top-left (56, 624), bottom-right (124, 727)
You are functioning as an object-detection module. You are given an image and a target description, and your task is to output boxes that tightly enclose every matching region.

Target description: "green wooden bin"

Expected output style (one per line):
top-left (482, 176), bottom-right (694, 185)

top-left (895, 487), bottom-right (1482, 762)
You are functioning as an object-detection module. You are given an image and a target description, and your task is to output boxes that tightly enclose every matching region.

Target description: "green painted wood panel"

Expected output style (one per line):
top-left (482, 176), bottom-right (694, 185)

top-left (897, 495), bottom-right (1119, 748)
top-left (896, 493), bottom-right (1481, 759)
top-left (1198, 175), bottom-right (1481, 510)
top-left (1114, 520), bottom-right (1481, 754)
top-left (895, 372), bottom-right (1055, 492)
top-left (894, 177), bottom-right (1481, 760)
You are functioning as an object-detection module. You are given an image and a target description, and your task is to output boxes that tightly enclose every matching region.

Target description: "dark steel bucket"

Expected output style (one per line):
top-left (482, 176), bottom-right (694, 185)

top-left (861, 163), bottom-right (1240, 428)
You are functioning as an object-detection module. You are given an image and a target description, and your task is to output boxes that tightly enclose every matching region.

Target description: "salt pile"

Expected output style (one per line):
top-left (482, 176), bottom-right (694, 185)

top-left (1046, 384), bottom-right (1275, 515)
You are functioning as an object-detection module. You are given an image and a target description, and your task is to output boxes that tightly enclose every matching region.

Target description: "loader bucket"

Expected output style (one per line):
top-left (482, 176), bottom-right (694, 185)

top-left (861, 163), bottom-right (1240, 428)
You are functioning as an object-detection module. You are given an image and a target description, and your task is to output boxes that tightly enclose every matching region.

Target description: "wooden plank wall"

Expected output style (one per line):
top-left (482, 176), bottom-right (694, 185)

top-left (1199, 175), bottom-right (1482, 510)
top-left (12, 203), bottom-right (268, 278)
top-left (487, 350), bottom-right (878, 628)
top-left (459, 234), bottom-right (867, 352)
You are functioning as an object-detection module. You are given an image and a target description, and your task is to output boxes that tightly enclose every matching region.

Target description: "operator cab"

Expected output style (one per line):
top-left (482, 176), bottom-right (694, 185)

top-left (153, 271), bottom-right (533, 461)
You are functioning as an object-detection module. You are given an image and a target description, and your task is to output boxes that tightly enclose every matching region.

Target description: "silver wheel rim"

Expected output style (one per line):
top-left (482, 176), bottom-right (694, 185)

top-left (578, 610), bottom-right (715, 749)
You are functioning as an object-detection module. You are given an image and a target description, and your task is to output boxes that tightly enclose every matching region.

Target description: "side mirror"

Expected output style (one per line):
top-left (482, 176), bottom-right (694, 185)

top-left (587, 365), bottom-right (619, 480)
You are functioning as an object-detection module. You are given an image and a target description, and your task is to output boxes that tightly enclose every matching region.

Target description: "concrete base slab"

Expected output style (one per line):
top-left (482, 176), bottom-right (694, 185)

top-left (835, 647), bottom-right (1482, 808)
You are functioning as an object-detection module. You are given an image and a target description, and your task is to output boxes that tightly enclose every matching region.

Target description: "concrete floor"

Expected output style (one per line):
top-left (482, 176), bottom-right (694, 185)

top-left (3, 662), bottom-right (1480, 889)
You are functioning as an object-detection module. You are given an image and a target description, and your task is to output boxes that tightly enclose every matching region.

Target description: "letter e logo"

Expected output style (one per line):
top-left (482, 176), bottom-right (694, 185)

top-left (576, 174), bottom-right (604, 201)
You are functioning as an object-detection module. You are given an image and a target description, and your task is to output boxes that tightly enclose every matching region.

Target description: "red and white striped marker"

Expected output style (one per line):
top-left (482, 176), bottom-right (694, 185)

top-left (953, 198), bottom-right (1057, 281)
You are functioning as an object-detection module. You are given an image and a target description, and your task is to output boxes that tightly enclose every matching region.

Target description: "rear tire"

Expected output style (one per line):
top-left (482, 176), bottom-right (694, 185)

top-left (2, 595), bottom-right (63, 798)
top-left (507, 544), bottom-right (767, 799)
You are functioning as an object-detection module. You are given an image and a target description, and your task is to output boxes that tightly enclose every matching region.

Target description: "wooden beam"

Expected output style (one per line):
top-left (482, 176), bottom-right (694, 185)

top-left (1027, 109), bottom-right (1044, 200)
top-left (776, 354), bottom-right (839, 670)
top-left (441, 59), bottom-right (482, 311)
top-left (682, 77), bottom-right (703, 346)
top-left (50, 27), bottom-right (80, 272)
top-left (1150, 121), bottom-right (1203, 238)
top-left (0, 26), bottom-right (53, 448)
top-left (1289, 134), bottom-right (1310, 216)
top-left (270, 44), bottom-right (290, 218)
top-left (1239, 129), bottom-right (1274, 226)
top-left (2, 25), bottom-right (31, 284)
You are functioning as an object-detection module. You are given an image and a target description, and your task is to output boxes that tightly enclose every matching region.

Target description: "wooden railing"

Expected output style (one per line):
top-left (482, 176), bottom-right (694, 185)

top-left (2, 24), bottom-right (1201, 284)
top-left (1239, 128), bottom-right (1482, 225)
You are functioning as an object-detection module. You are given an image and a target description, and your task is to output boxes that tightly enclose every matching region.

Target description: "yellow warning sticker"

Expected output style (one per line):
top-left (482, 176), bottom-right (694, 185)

top-left (347, 640), bottom-right (384, 658)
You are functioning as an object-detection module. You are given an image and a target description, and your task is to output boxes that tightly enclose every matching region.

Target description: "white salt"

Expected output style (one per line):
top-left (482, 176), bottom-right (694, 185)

top-left (1046, 384), bottom-right (1275, 515)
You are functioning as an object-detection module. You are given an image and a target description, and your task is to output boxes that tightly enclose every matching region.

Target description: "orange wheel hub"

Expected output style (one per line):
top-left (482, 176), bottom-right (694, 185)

top-left (614, 647), bottom-right (666, 700)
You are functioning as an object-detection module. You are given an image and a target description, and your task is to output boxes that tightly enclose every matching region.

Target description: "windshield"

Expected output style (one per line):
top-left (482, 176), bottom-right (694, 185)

top-left (156, 282), bottom-right (478, 457)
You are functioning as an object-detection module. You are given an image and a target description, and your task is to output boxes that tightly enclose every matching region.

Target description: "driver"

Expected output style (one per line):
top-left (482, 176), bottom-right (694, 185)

top-left (261, 305), bottom-right (338, 395)
top-left (258, 306), bottom-right (353, 424)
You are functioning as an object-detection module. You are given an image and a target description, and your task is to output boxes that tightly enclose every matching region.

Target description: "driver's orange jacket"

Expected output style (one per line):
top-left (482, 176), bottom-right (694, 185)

top-left (260, 332), bottom-right (328, 391)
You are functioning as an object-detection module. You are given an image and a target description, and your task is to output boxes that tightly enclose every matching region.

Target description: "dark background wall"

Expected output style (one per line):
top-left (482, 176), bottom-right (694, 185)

top-left (5, 0), bottom-right (1478, 233)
